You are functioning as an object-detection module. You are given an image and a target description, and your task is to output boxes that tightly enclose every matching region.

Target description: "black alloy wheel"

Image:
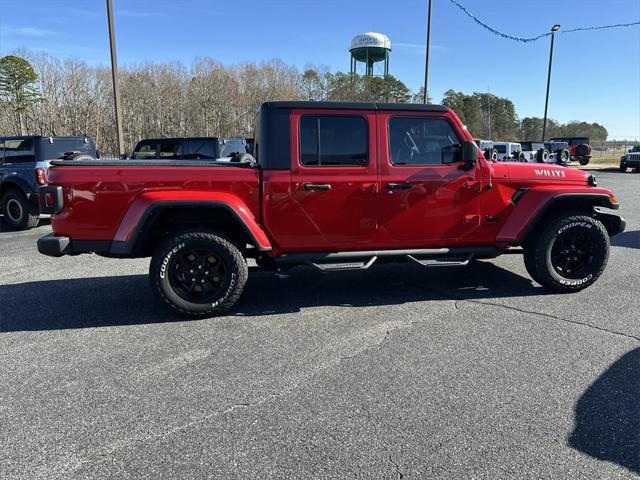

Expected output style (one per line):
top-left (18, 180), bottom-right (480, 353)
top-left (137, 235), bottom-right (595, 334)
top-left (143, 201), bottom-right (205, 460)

top-left (550, 227), bottom-right (596, 279)
top-left (169, 248), bottom-right (228, 304)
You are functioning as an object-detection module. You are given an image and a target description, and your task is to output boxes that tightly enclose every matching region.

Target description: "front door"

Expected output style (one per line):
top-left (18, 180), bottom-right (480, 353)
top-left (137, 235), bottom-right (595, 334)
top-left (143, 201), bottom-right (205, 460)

top-left (378, 112), bottom-right (481, 245)
top-left (289, 110), bottom-right (378, 250)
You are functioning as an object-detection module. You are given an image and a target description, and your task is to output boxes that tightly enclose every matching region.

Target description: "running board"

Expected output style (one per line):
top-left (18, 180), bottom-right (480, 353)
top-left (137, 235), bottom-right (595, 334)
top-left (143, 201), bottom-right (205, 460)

top-left (276, 247), bottom-right (499, 265)
top-left (407, 254), bottom-right (473, 267)
top-left (310, 256), bottom-right (377, 272)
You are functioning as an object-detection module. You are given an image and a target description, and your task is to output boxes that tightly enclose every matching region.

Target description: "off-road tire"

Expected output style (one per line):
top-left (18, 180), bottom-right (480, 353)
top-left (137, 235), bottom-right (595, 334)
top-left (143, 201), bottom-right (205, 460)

top-left (635, 166), bottom-right (640, 173)
top-left (578, 157), bottom-right (590, 166)
top-left (523, 214), bottom-right (609, 293)
top-left (149, 230), bottom-right (248, 318)
top-left (557, 149), bottom-right (570, 165)
top-left (576, 144), bottom-right (590, 157)
top-left (65, 153), bottom-right (95, 161)
top-left (1, 189), bottom-right (40, 230)
top-left (537, 149), bottom-right (550, 163)
top-left (619, 162), bottom-right (627, 173)
top-left (517, 152), bottom-right (526, 162)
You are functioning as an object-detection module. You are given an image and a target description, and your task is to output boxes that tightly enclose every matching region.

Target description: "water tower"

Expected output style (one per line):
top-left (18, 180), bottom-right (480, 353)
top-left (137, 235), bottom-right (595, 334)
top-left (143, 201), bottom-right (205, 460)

top-left (350, 32), bottom-right (391, 77)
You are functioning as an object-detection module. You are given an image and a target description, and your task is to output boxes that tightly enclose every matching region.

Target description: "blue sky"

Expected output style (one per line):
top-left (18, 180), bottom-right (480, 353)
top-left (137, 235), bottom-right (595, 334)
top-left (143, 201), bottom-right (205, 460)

top-left (1, 0), bottom-right (639, 139)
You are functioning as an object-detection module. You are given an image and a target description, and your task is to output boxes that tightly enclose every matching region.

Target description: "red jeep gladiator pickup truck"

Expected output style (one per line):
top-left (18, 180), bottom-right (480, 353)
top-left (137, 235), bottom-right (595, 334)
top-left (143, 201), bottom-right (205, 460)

top-left (38, 102), bottom-right (625, 317)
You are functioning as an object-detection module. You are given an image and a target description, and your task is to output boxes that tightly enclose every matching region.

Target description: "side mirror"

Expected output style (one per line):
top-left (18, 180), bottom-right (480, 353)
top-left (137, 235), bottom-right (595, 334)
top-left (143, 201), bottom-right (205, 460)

top-left (461, 141), bottom-right (478, 170)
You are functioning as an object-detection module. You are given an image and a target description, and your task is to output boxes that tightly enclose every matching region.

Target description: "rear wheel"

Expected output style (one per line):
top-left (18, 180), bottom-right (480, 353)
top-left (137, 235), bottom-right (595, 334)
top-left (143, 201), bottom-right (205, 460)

top-left (523, 214), bottom-right (609, 292)
top-left (1, 189), bottom-right (39, 230)
top-left (149, 230), bottom-right (248, 318)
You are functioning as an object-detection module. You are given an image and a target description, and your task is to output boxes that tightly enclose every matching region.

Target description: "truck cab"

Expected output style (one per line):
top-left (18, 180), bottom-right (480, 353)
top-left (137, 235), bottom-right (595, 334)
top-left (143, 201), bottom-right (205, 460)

top-left (0, 135), bottom-right (96, 230)
top-left (37, 102), bottom-right (625, 317)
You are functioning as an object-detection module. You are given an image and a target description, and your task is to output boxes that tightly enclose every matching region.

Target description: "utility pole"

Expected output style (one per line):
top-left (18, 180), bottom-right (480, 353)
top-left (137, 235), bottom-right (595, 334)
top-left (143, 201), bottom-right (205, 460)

top-left (423, 0), bottom-right (432, 104)
top-left (487, 85), bottom-right (492, 139)
top-left (106, 0), bottom-right (125, 158)
top-left (542, 24), bottom-right (561, 142)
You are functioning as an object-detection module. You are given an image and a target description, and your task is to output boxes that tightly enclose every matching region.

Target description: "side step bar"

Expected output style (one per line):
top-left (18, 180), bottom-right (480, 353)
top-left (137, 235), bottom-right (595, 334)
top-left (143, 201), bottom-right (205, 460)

top-left (310, 256), bottom-right (378, 272)
top-left (275, 247), bottom-right (500, 270)
top-left (407, 254), bottom-right (473, 267)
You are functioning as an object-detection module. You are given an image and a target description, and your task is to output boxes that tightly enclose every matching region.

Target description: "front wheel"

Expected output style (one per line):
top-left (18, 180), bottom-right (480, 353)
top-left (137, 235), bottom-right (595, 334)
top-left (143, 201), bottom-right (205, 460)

top-left (579, 157), bottom-right (590, 166)
top-left (619, 162), bottom-right (627, 173)
top-left (149, 230), bottom-right (248, 318)
top-left (523, 215), bottom-right (609, 292)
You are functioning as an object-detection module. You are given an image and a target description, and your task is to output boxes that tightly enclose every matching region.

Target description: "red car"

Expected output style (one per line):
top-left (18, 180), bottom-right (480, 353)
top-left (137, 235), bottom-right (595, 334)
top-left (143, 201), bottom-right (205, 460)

top-left (38, 102), bottom-right (625, 317)
top-left (548, 137), bottom-right (592, 165)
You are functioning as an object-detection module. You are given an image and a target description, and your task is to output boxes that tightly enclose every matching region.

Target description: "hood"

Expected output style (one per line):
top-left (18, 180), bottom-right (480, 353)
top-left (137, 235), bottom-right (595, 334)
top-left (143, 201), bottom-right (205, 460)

top-left (491, 162), bottom-right (591, 185)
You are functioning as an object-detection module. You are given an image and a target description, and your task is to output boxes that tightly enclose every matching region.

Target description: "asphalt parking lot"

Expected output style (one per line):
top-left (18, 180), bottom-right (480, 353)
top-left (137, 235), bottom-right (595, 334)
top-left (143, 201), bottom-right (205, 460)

top-left (1, 171), bottom-right (639, 479)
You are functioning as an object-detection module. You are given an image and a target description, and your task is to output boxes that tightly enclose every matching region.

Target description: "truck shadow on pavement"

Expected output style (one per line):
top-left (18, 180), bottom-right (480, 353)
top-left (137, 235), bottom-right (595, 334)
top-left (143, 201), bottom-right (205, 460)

top-left (569, 347), bottom-right (640, 475)
top-left (611, 230), bottom-right (640, 250)
top-left (0, 261), bottom-right (547, 332)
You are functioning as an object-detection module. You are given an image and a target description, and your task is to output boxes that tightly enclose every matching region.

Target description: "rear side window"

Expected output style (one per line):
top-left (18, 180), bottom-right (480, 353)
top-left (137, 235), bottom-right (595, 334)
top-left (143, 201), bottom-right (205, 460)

top-left (159, 141), bottom-right (180, 159)
top-left (389, 117), bottom-right (461, 166)
top-left (218, 139), bottom-right (247, 158)
top-left (132, 142), bottom-right (157, 159)
top-left (182, 139), bottom-right (216, 159)
top-left (299, 116), bottom-right (368, 166)
top-left (3, 139), bottom-right (35, 163)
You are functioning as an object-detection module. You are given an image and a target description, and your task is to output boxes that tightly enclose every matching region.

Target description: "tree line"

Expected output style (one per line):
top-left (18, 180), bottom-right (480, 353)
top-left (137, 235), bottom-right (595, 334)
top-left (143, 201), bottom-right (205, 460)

top-left (0, 52), bottom-right (608, 155)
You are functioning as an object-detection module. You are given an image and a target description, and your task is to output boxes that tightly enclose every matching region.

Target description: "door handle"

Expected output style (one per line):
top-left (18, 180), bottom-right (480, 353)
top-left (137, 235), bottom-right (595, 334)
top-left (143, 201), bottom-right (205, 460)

top-left (463, 180), bottom-right (481, 191)
top-left (303, 183), bottom-right (331, 191)
top-left (386, 182), bottom-right (412, 191)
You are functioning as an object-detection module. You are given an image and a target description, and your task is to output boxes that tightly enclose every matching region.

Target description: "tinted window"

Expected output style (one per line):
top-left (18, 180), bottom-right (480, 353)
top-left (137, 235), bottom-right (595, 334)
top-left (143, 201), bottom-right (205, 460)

top-left (40, 138), bottom-right (96, 159)
top-left (389, 118), bottom-right (461, 166)
top-left (132, 142), bottom-right (157, 159)
top-left (159, 141), bottom-right (179, 159)
top-left (299, 116), bottom-right (368, 166)
top-left (218, 139), bottom-right (246, 158)
top-left (495, 145), bottom-right (507, 153)
top-left (182, 139), bottom-right (216, 159)
top-left (3, 139), bottom-right (35, 163)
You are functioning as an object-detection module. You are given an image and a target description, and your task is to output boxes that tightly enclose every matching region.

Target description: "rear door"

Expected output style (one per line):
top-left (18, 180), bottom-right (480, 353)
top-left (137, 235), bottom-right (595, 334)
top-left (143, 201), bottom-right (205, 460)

top-left (378, 112), bottom-right (481, 244)
top-left (289, 109), bottom-right (378, 249)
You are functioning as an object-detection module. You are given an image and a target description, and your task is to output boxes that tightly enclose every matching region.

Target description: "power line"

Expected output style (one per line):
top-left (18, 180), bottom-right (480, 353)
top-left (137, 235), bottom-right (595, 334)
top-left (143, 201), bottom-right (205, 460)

top-left (447, 0), bottom-right (640, 43)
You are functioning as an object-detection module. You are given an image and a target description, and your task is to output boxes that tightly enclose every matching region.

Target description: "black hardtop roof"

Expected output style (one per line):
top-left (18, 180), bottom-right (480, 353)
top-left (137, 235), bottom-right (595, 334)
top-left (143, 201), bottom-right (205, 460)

top-left (0, 135), bottom-right (93, 141)
top-left (548, 136), bottom-right (590, 140)
top-left (262, 101), bottom-right (450, 112)
top-left (135, 136), bottom-right (246, 143)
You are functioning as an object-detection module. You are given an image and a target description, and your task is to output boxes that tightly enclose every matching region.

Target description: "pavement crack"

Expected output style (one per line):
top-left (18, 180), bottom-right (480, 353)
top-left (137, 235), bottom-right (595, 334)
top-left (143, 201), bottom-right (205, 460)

top-left (405, 280), bottom-right (640, 344)
top-left (50, 319), bottom-right (416, 478)
top-left (361, 403), bottom-right (404, 479)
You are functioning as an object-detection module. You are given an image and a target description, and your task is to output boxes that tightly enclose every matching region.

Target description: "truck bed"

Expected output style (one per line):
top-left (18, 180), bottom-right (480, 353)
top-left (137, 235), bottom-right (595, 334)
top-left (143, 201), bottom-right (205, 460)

top-left (46, 160), bottom-right (261, 241)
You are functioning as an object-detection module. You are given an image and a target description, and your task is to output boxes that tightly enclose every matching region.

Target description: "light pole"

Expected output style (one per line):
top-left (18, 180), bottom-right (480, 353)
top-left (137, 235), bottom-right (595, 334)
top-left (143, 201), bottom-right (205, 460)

top-left (542, 24), bottom-right (561, 142)
top-left (106, 0), bottom-right (125, 158)
top-left (423, 0), bottom-right (432, 104)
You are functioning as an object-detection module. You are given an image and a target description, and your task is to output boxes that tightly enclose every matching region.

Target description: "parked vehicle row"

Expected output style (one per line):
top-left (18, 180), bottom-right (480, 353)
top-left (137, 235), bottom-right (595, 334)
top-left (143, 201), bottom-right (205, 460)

top-left (0, 136), bottom-right (97, 230)
top-left (37, 101), bottom-right (625, 318)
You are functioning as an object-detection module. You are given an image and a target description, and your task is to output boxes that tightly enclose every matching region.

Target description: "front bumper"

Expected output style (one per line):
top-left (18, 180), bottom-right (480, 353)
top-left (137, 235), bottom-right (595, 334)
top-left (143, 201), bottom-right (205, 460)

top-left (622, 158), bottom-right (640, 168)
top-left (37, 233), bottom-right (70, 257)
top-left (594, 212), bottom-right (626, 237)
